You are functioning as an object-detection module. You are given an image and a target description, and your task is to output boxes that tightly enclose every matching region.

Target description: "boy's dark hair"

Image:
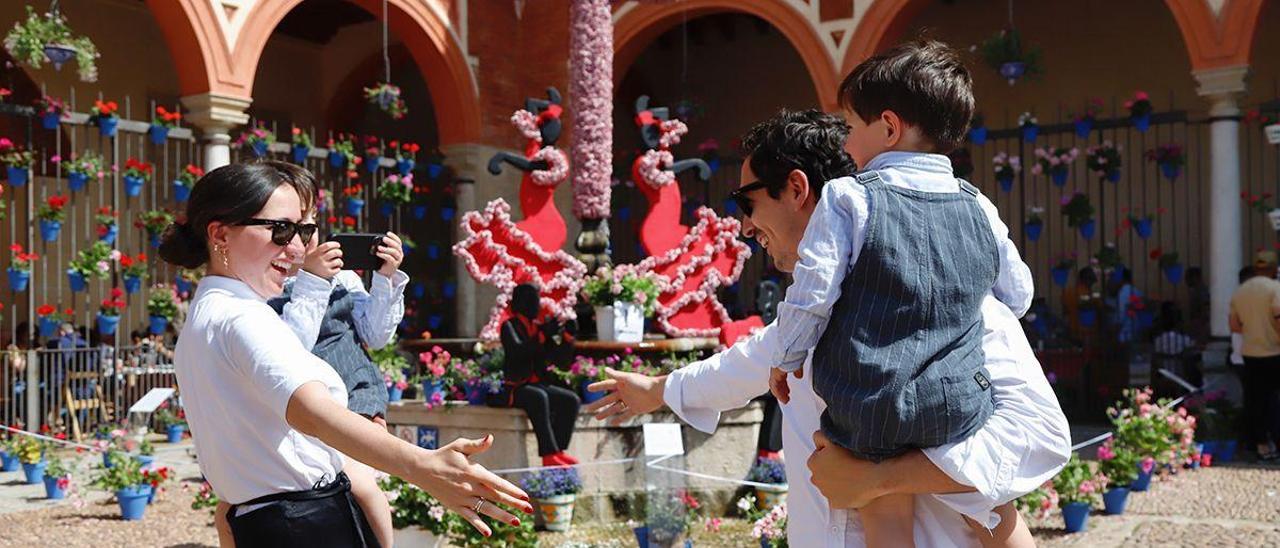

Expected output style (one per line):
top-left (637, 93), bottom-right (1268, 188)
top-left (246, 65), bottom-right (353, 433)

top-left (838, 39), bottom-right (974, 153)
top-left (739, 109), bottom-right (857, 199)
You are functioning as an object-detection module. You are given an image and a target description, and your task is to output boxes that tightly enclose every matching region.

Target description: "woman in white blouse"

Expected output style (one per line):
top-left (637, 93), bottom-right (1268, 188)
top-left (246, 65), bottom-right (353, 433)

top-left (159, 162), bottom-right (529, 547)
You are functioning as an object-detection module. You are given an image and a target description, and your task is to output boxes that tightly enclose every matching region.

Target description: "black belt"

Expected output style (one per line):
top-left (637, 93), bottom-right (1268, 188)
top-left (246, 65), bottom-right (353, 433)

top-left (235, 472), bottom-right (350, 507)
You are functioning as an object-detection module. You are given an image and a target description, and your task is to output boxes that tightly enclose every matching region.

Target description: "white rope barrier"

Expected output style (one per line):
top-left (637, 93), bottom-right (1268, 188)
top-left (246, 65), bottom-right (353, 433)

top-left (490, 457), bottom-right (637, 475)
top-left (0, 424), bottom-right (103, 453)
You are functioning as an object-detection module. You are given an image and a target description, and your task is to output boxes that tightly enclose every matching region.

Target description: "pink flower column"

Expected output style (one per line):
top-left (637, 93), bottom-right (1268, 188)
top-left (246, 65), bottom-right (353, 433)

top-left (570, 0), bottom-right (613, 269)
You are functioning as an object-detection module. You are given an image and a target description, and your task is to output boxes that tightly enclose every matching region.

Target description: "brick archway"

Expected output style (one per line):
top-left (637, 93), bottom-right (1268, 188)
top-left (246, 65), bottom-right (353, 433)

top-left (147, 0), bottom-right (480, 145)
top-left (614, 0), bottom-right (840, 112)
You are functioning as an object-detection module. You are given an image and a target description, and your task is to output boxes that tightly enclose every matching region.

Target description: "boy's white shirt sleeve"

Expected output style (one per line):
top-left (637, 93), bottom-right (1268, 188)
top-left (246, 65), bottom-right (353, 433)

top-left (771, 179), bottom-right (863, 372)
top-left (338, 270), bottom-right (409, 350)
top-left (977, 193), bottom-right (1035, 318)
top-left (278, 270), bottom-right (333, 350)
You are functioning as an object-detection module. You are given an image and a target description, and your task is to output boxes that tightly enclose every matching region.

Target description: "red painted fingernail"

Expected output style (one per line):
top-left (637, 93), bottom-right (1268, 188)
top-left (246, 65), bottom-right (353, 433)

top-left (524, 506), bottom-right (534, 514)
top-left (510, 519), bottom-right (520, 526)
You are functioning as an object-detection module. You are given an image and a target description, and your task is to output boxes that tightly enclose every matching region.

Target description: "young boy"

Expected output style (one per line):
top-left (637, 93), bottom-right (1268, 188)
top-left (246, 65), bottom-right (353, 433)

top-left (762, 41), bottom-right (1035, 546)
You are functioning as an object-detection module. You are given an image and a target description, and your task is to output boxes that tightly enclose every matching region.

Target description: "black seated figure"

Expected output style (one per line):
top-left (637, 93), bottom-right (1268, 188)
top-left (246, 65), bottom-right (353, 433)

top-left (495, 284), bottom-right (581, 467)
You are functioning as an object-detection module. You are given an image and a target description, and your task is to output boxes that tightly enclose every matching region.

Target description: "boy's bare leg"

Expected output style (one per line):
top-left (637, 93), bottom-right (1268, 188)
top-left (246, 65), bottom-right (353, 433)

top-left (964, 502), bottom-right (1036, 548)
top-left (859, 493), bottom-right (915, 548)
top-left (214, 501), bottom-right (236, 548)
top-left (346, 457), bottom-right (394, 547)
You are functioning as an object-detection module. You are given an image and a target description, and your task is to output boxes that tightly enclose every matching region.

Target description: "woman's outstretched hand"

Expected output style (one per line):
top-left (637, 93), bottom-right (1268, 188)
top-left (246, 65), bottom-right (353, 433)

top-left (412, 435), bottom-right (533, 537)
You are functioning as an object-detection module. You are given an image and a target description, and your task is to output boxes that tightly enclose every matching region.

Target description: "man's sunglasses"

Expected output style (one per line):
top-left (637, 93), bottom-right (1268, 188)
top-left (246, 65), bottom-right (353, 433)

top-left (729, 180), bottom-right (770, 217)
top-left (236, 219), bottom-right (318, 246)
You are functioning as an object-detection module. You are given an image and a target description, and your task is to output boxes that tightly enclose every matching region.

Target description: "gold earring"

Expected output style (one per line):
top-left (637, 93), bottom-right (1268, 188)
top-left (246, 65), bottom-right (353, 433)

top-left (215, 244), bottom-right (229, 268)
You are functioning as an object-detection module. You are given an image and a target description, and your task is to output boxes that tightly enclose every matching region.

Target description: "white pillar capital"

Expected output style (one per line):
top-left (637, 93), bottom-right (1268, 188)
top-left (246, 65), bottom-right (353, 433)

top-left (181, 92), bottom-right (252, 171)
top-left (1194, 65), bottom-right (1249, 117)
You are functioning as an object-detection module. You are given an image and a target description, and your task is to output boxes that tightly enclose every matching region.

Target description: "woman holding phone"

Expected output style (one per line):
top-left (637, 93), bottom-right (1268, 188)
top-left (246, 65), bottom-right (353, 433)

top-left (161, 162), bottom-right (529, 547)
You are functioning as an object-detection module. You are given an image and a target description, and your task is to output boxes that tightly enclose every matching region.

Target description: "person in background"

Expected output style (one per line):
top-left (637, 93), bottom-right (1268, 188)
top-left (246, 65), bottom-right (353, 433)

top-left (1229, 251), bottom-right (1280, 461)
top-left (1062, 267), bottom-right (1097, 342)
top-left (1152, 302), bottom-right (1200, 397)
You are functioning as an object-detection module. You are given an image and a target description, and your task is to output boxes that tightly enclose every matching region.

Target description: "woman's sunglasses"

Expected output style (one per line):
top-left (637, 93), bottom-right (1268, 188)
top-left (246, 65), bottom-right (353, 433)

top-left (729, 180), bottom-right (770, 217)
top-left (236, 219), bottom-right (319, 246)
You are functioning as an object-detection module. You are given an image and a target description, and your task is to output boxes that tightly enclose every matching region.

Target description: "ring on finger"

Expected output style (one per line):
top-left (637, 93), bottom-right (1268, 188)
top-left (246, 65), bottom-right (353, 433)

top-left (472, 498), bottom-right (486, 513)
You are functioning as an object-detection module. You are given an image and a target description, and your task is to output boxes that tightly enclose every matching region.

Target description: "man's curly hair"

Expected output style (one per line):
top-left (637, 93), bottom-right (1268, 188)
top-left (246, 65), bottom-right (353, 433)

top-left (740, 110), bottom-right (857, 198)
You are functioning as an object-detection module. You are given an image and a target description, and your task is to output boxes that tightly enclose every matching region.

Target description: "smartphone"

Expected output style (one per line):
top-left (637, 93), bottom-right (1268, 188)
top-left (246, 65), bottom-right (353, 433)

top-left (328, 233), bottom-right (385, 271)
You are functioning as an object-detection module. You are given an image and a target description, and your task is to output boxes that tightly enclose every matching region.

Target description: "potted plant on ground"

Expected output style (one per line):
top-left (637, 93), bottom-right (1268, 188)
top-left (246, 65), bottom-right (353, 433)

top-left (122, 157), bottom-right (153, 197)
top-left (0, 435), bottom-right (20, 472)
top-left (979, 28), bottom-right (1042, 86)
top-left (13, 435), bottom-right (47, 484)
top-left (1032, 146), bottom-right (1079, 187)
top-left (1109, 388), bottom-right (1176, 491)
top-left (236, 124), bottom-right (275, 158)
top-left (137, 209), bottom-right (175, 248)
top-left (93, 453), bottom-right (151, 520)
top-left (1096, 439), bottom-right (1138, 515)
top-left (154, 400), bottom-right (186, 443)
top-left (7, 244), bottom-right (38, 292)
top-left (290, 126), bottom-right (313, 164)
top-left (146, 285), bottom-right (179, 335)
top-left (395, 141), bottom-right (421, 176)
top-left (1187, 389), bottom-right (1239, 463)
top-left (67, 241), bottom-right (114, 292)
top-left (581, 266), bottom-right (660, 343)
top-left (97, 288), bottom-right (126, 336)
top-left (42, 453), bottom-right (72, 500)
top-left (148, 106), bottom-right (181, 145)
top-left (90, 99), bottom-right (119, 137)
top-left (37, 194), bottom-right (69, 242)
top-left (173, 164), bottom-right (203, 203)
top-left (747, 457), bottom-right (787, 510)
top-left (1146, 144), bottom-right (1185, 181)
top-left (61, 150), bottom-right (105, 192)
top-left (119, 253), bottom-right (148, 294)
top-left (446, 504), bottom-right (538, 547)
top-left (1052, 453), bottom-right (1104, 533)
top-left (1, 138), bottom-right (36, 187)
top-left (1018, 112), bottom-right (1039, 143)
top-left (1086, 141), bottom-right (1123, 183)
top-left (1014, 480), bottom-right (1058, 522)
top-left (639, 490), bottom-right (701, 548)
top-left (365, 82), bottom-right (408, 120)
top-left (141, 465), bottom-right (172, 504)
top-left (379, 475), bottom-right (454, 547)
top-left (751, 502), bottom-right (788, 548)
top-left (3, 5), bottom-right (100, 82)
top-left (1071, 98), bottom-right (1105, 138)
top-left (521, 467), bottom-right (583, 532)
top-left (1061, 192), bottom-right (1096, 240)
top-left (1024, 207), bottom-right (1045, 241)
top-left (35, 94), bottom-right (67, 130)
top-left (415, 345), bottom-right (467, 406)
top-left (1126, 91), bottom-right (1154, 132)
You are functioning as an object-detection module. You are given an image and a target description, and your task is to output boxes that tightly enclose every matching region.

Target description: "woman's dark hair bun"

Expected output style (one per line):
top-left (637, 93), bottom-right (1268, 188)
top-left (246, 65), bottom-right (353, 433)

top-left (158, 221), bottom-right (209, 269)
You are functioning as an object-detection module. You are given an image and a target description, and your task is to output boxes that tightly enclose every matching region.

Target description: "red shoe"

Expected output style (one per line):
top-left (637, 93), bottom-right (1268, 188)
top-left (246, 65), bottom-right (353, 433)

top-left (541, 454), bottom-right (561, 467)
top-left (560, 453), bottom-right (579, 465)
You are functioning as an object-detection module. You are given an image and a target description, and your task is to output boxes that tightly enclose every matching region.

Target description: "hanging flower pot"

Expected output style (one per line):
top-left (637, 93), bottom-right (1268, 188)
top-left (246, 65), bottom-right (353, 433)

top-left (346, 198), bottom-right (365, 217)
top-left (998, 173), bottom-right (1014, 193)
top-left (1051, 169), bottom-right (1069, 187)
top-left (1061, 501), bottom-right (1091, 533)
top-left (149, 233), bottom-right (161, 248)
top-left (968, 126), bottom-right (988, 145)
top-left (39, 219), bottom-right (62, 242)
top-left (1079, 308), bottom-right (1097, 327)
top-left (7, 268), bottom-right (30, 292)
top-left (147, 125), bottom-right (169, 145)
top-left (1132, 112), bottom-right (1151, 133)
top-left (412, 205), bottom-right (427, 219)
top-left (175, 275), bottom-right (193, 295)
top-left (379, 201), bottom-right (395, 217)
top-left (1078, 220), bottom-right (1096, 240)
top-left (22, 460), bottom-right (47, 484)
top-left (67, 269), bottom-right (87, 292)
top-left (149, 315), bottom-right (169, 335)
top-left (1163, 263), bottom-right (1184, 285)
top-left (1107, 170), bottom-right (1122, 183)
top-left (1024, 222), bottom-right (1043, 242)
top-left (38, 317), bottom-right (59, 338)
top-left (1074, 118), bottom-right (1093, 138)
top-left (41, 112), bottom-right (60, 130)
top-left (97, 116), bottom-right (118, 137)
top-left (96, 313), bottom-right (119, 335)
top-left (117, 485), bottom-right (150, 521)
top-left (1051, 267), bottom-right (1070, 287)
top-left (396, 158), bottom-right (415, 177)
top-left (999, 61), bottom-right (1026, 85)
top-left (173, 181), bottom-right (191, 202)
top-left (428, 315), bottom-right (443, 329)
top-left (42, 44), bottom-right (77, 70)
top-left (426, 161), bottom-right (444, 180)
top-left (251, 140), bottom-right (269, 158)
top-left (1022, 124), bottom-right (1039, 143)
top-left (67, 171), bottom-right (89, 191)
top-left (426, 244), bottom-right (440, 260)
top-left (328, 150), bottom-right (346, 168)
top-left (166, 424), bottom-right (185, 443)
top-left (443, 281), bottom-right (456, 298)
top-left (595, 302), bottom-right (644, 343)
top-left (364, 154), bottom-right (381, 173)
top-left (1133, 219), bottom-right (1153, 239)
top-left (124, 175), bottom-right (145, 197)
top-left (124, 275), bottom-right (142, 295)
top-left (292, 144), bottom-right (310, 164)
top-left (43, 475), bottom-right (67, 499)
top-left (7, 166), bottom-right (29, 186)
top-left (1160, 162), bottom-right (1181, 181)
top-left (412, 283), bottom-right (426, 299)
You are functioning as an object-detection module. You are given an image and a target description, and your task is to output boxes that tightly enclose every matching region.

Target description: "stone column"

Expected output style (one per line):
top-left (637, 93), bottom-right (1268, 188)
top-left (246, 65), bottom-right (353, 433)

top-left (1193, 65), bottom-right (1248, 339)
top-left (442, 143), bottom-right (497, 338)
top-left (181, 92), bottom-right (252, 170)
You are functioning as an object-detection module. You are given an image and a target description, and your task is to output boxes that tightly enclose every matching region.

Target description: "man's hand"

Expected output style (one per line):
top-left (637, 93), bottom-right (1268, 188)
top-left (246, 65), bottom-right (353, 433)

top-left (807, 431), bottom-right (892, 509)
top-left (769, 366), bottom-right (802, 404)
top-left (584, 368), bottom-right (667, 426)
top-left (303, 241), bottom-right (343, 280)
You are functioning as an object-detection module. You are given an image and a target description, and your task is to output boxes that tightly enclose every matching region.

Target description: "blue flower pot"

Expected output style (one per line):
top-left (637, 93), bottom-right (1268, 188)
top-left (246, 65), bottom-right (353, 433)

top-left (1138, 309), bottom-right (1154, 330)
top-left (1132, 113), bottom-right (1151, 133)
top-left (43, 475), bottom-right (66, 499)
top-left (135, 455), bottom-right (156, 469)
top-left (1025, 222), bottom-right (1043, 242)
top-left (387, 386), bottom-right (404, 403)
top-left (465, 382), bottom-right (489, 406)
top-left (124, 275), bottom-right (142, 295)
top-left (68, 269), bottom-right (87, 292)
top-left (426, 245), bottom-right (440, 260)
top-left (117, 485), bottom-right (150, 521)
top-left (148, 125), bottom-right (169, 145)
top-left (41, 112), bottom-right (60, 130)
top-left (1111, 267), bottom-right (1126, 286)
top-left (968, 126), bottom-right (988, 145)
top-left (150, 233), bottom-right (161, 248)
top-left (581, 380), bottom-right (606, 405)
top-left (1160, 163), bottom-right (1181, 181)
top-left (0, 452), bottom-right (19, 471)
top-left (1079, 220), bottom-right (1096, 240)
top-left (329, 150), bottom-right (346, 168)
top-left (346, 198), bottom-right (365, 217)
top-left (1208, 440), bottom-right (1236, 462)
top-left (633, 526), bottom-right (648, 548)
top-left (397, 159), bottom-right (415, 177)
top-left (292, 145), bottom-right (310, 164)
top-left (6, 166), bottom-right (28, 186)
top-left (412, 283), bottom-right (425, 299)
top-left (441, 207), bottom-right (455, 221)
top-left (1131, 465), bottom-right (1154, 491)
top-left (22, 460), bottom-right (47, 484)
top-left (173, 181), bottom-right (191, 202)
top-left (365, 154), bottom-right (381, 173)
top-left (443, 282), bottom-right (456, 299)
top-left (97, 313), bottom-right (120, 336)
top-left (422, 381), bottom-right (445, 403)
top-left (8, 268), bottom-right (30, 292)
top-left (1107, 170), bottom-right (1122, 183)
top-left (100, 223), bottom-right (118, 244)
top-left (1021, 124), bottom-right (1039, 143)
top-left (1080, 308), bottom-right (1097, 328)
top-left (176, 276), bottom-right (193, 295)
top-left (97, 116), bottom-right (118, 137)
top-left (124, 175), bottom-right (145, 197)
top-left (412, 205), bottom-right (427, 219)
top-left (68, 171), bottom-right (89, 191)
top-left (380, 202), bottom-right (395, 217)
top-left (707, 157), bottom-right (721, 174)
top-left (250, 141), bottom-right (269, 158)
top-left (167, 424), bottom-right (185, 443)
top-left (147, 484), bottom-right (156, 504)
top-left (103, 451), bottom-right (117, 468)
top-left (428, 315), bottom-right (442, 329)
top-left (39, 317), bottom-right (59, 338)
top-left (40, 219), bottom-right (62, 242)
top-left (1052, 267), bottom-right (1070, 287)
top-left (1051, 170), bottom-right (1069, 187)
top-left (426, 162), bottom-right (444, 179)
top-left (149, 315), bottom-right (169, 335)
top-left (1000, 61), bottom-right (1027, 82)
top-left (1074, 119), bottom-right (1093, 138)
top-left (1134, 219), bottom-right (1153, 239)
top-left (1062, 501), bottom-right (1090, 533)
top-left (998, 174), bottom-right (1014, 193)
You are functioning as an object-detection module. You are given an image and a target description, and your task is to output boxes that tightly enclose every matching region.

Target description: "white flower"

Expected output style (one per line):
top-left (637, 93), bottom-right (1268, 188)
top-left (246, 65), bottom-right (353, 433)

top-left (737, 497), bottom-right (752, 512)
top-left (428, 505), bottom-right (446, 521)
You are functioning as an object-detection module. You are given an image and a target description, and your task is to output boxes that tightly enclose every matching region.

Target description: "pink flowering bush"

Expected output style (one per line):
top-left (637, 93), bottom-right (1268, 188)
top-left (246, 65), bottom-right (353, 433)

top-left (1030, 146), bottom-right (1079, 178)
top-left (1053, 453), bottom-right (1106, 508)
top-left (1108, 387), bottom-right (1195, 470)
top-left (1015, 480), bottom-right (1059, 520)
top-left (751, 502), bottom-right (788, 547)
top-left (581, 265), bottom-right (661, 317)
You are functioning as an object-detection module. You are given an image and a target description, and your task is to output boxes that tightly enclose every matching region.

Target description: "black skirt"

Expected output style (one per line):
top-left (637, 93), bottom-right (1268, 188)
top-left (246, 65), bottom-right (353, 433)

top-left (227, 472), bottom-right (380, 548)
